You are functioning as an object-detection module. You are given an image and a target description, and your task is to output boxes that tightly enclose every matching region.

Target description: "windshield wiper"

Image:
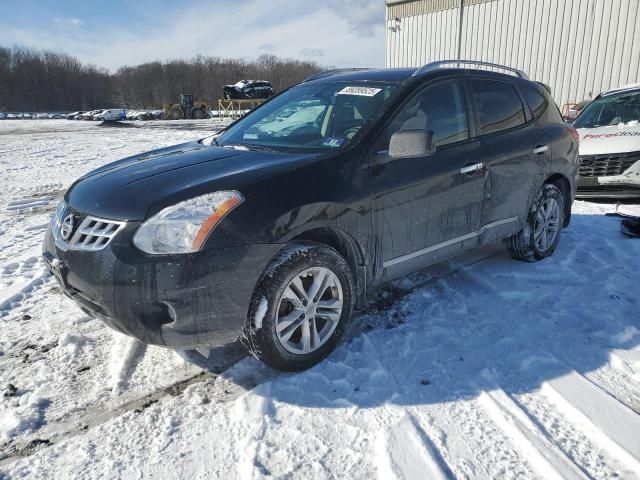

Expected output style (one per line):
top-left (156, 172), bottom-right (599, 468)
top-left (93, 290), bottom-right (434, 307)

top-left (222, 143), bottom-right (279, 153)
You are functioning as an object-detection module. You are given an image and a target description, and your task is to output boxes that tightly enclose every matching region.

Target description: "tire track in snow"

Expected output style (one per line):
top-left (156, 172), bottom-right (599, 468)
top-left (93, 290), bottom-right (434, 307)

top-left (540, 373), bottom-right (640, 477)
top-left (522, 347), bottom-right (640, 456)
top-left (512, 351), bottom-right (640, 478)
top-left (376, 413), bottom-right (452, 480)
top-left (475, 370), bottom-right (589, 480)
top-left (0, 356), bottom-right (259, 467)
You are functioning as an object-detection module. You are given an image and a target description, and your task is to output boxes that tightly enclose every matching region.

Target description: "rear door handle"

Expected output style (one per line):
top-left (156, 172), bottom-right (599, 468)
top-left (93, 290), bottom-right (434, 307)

top-left (533, 145), bottom-right (549, 155)
top-left (460, 162), bottom-right (484, 174)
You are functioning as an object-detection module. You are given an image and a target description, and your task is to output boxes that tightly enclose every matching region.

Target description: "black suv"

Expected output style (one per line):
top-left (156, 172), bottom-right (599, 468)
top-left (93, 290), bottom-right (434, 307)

top-left (43, 61), bottom-right (579, 371)
top-left (223, 80), bottom-right (274, 99)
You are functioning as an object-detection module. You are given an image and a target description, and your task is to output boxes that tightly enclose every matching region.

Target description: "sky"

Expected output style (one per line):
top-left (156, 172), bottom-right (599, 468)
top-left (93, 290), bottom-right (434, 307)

top-left (0, 0), bottom-right (386, 71)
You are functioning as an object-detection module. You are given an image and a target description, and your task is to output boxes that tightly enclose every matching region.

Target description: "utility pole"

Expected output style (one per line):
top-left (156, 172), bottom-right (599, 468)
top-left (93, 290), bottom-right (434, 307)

top-left (457, 0), bottom-right (465, 62)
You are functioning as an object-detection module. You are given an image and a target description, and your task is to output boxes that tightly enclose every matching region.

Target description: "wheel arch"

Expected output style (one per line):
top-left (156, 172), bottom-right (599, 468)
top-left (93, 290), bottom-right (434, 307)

top-left (545, 173), bottom-right (572, 227)
top-left (290, 226), bottom-right (367, 308)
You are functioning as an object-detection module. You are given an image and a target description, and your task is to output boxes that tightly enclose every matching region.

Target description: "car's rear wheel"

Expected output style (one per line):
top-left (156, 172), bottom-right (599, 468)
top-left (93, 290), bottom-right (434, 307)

top-left (507, 183), bottom-right (565, 261)
top-left (243, 243), bottom-right (354, 371)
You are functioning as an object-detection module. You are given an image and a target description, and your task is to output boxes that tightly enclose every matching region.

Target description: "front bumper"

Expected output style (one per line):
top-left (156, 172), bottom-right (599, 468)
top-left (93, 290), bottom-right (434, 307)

top-left (576, 177), bottom-right (640, 198)
top-left (42, 224), bottom-right (282, 348)
top-left (577, 159), bottom-right (640, 198)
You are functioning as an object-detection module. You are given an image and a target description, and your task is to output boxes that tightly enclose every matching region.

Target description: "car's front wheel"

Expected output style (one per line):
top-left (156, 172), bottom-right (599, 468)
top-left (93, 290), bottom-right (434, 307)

top-left (507, 183), bottom-right (565, 261)
top-left (243, 243), bottom-right (354, 371)
top-left (191, 109), bottom-right (205, 120)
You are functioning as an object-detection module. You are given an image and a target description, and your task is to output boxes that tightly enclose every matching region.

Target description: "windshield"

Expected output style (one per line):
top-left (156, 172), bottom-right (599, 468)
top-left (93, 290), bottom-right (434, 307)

top-left (574, 90), bottom-right (640, 128)
top-left (216, 81), bottom-right (399, 153)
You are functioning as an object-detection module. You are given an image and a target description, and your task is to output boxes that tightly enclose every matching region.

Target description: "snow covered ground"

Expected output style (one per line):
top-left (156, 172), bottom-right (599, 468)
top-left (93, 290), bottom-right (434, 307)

top-left (1, 119), bottom-right (639, 479)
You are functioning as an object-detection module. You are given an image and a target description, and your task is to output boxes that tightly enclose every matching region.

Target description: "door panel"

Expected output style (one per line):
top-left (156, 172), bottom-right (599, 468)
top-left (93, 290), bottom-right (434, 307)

top-left (477, 127), bottom-right (550, 241)
top-left (372, 141), bottom-right (485, 279)
top-left (369, 79), bottom-right (486, 282)
top-left (467, 78), bottom-right (550, 242)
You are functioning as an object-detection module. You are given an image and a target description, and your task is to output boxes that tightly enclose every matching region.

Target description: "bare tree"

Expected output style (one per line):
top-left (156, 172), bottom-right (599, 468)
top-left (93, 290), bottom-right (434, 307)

top-left (0, 45), bottom-right (326, 112)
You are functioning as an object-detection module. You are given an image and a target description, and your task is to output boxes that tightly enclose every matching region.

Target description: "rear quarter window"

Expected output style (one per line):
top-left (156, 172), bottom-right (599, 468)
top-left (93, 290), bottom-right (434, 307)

top-left (520, 84), bottom-right (548, 118)
top-left (470, 79), bottom-right (526, 135)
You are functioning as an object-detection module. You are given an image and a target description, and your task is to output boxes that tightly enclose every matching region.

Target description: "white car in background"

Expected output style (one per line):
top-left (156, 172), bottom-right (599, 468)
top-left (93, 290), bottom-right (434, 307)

top-left (66, 111), bottom-right (85, 120)
top-left (95, 109), bottom-right (126, 121)
top-left (574, 84), bottom-right (640, 198)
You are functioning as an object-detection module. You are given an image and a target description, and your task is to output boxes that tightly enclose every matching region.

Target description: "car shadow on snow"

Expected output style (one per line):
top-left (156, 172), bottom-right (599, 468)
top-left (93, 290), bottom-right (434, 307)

top-left (201, 212), bottom-right (640, 411)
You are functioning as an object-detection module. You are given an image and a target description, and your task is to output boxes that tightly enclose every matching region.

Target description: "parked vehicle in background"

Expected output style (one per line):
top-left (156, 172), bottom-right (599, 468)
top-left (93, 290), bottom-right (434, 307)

top-left (0, 112), bottom-right (6, 119)
top-left (163, 94), bottom-right (208, 120)
top-left (95, 109), bottom-right (126, 121)
top-left (7, 113), bottom-right (18, 119)
top-left (573, 84), bottom-right (640, 198)
top-left (43, 61), bottom-right (579, 371)
top-left (80, 110), bottom-right (100, 120)
top-left (21, 113), bottom-right (33, 119)
top-left (36, 113), bottom-right (50, 119)
top-left (152, 110), bottom-right (164, 120)
top-left (66, 111), bottom-right (85, 120)
top-left (223, 80), bottom-right (274, 99)
top-left (136, 111), bottom-right (153, 121)
top-left (90, 110), bottom-right (107, 120)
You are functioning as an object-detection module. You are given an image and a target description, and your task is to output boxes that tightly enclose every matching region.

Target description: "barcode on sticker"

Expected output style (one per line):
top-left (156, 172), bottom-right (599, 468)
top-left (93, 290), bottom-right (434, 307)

top-left (337, 86), bottom-right (382, 97)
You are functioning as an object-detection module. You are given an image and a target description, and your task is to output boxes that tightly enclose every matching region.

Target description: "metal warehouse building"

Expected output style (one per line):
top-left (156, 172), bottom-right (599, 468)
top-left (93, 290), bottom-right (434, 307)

top-left (385, 0), bottom-right (640, 108)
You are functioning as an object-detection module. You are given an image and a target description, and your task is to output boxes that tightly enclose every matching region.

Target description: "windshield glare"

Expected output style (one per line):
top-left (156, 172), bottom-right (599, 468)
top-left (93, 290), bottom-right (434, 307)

top-left (216, 82), bottom-right (398, 152)
top-left (574, 90), bottom-right (640, 128)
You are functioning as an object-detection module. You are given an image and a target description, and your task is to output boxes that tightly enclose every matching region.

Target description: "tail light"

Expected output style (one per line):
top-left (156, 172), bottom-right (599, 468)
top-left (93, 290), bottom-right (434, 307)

top-left (566, 124), bottom-right (580, 146)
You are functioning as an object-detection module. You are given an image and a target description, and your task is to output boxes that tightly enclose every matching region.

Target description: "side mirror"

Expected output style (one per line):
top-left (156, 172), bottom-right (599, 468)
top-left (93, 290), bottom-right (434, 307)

top-left (566, 109), bottom-right (579, 121)
top-left (389, 129), bottom-right (436, 159)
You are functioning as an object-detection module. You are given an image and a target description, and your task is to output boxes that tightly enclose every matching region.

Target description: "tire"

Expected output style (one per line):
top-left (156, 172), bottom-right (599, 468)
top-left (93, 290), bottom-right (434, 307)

top-left (191, 108), bottom-right (205, 119)
top-left (507, 183), bottom-right (565, 262)
top-left (242, 243), bottom-right (355, 371)
top-left (166, 109), bottom-right (182, 120)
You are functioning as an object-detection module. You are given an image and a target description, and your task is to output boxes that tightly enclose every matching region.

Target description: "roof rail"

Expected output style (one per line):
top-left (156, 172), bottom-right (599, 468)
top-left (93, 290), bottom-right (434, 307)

top-left (303, 68), bottom-right (373, 83)
top-left (601, 83), bottom-right (640, 96)
top-left (413, 60), bottom-right (529, 80)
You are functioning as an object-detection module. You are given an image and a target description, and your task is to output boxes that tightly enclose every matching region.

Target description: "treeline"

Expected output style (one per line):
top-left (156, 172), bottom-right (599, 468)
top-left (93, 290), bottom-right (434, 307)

top-left (0, 47), bottom-right (111, 112)
top-left (0, 46), bottom-right (325, 112)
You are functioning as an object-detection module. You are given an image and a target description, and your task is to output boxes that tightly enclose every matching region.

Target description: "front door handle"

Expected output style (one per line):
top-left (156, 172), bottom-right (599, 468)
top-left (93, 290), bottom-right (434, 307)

top-left (533, 145), bottom-right (549, 155)
top-left (460, 162), bottom-right (484, 174)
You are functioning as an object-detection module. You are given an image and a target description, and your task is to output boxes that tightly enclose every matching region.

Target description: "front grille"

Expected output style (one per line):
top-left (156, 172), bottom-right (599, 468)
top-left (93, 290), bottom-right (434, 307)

top-left (68, 216), bottom-right (125, 251)
top-left (579, 151), bottom-right (640, 177)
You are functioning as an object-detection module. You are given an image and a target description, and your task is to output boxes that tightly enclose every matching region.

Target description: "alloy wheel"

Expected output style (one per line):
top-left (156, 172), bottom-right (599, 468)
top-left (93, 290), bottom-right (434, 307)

top-left (534, 197), bottom-right (561, 251)
top-left (275, 267), bottom-right (343, 354)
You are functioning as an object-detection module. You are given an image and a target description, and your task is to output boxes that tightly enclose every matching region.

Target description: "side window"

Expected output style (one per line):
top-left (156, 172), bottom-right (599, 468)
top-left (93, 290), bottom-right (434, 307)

top-left (387, 80), bottom-right (469, 147)
top-left (470, 79), bottom-right (526, 135)
top-left (520, 84), bottom-right (548, 118)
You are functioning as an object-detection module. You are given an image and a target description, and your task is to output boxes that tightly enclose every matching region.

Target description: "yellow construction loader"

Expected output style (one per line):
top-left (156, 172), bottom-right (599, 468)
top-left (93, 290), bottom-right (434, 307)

top-left (163, 94), bottom-right (209, 120)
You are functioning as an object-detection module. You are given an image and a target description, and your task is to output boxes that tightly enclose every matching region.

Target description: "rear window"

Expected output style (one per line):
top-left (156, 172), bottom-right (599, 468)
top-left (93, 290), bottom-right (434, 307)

top-left (520, 84), bottom-right (547, 118)
top-left (470, 79), bottom-right (526, 135)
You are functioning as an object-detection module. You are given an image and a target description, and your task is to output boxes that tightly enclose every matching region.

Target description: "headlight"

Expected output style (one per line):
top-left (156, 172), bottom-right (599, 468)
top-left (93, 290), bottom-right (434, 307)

top-left (133, 191), bottom-right (244, 254)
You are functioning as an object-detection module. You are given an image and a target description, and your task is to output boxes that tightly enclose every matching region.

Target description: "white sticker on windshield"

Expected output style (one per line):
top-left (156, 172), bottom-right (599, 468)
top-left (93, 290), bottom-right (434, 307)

top-left (337, 86), bottom-right (382, 97)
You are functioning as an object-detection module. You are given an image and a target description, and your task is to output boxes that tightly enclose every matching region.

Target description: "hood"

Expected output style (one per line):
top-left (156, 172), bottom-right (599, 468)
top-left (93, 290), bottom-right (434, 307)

top-left (66, 141), bottom-right (317, 221)
top-left (577, 124), bottom-right (640, 155)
